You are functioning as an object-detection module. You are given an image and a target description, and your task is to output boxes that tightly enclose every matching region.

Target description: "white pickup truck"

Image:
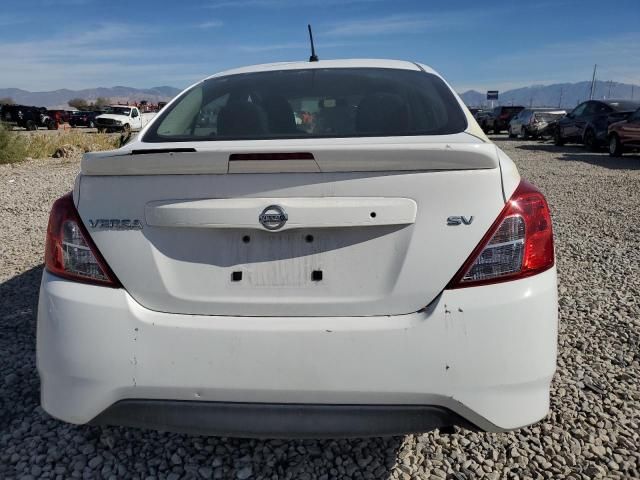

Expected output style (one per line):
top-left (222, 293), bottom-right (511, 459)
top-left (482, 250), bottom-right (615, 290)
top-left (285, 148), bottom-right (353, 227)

top-left (95, 106), bottom-right (156, 133)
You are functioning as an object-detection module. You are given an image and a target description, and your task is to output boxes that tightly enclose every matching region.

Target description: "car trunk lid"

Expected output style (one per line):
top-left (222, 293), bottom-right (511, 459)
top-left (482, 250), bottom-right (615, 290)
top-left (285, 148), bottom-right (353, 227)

top-left (77, 137), bottom-right (505, 317)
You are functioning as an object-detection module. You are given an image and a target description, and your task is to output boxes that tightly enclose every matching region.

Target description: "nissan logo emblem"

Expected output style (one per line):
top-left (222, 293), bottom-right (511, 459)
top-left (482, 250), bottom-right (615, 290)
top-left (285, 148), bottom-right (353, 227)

top-left (259, 205), bottom-right (288, 230)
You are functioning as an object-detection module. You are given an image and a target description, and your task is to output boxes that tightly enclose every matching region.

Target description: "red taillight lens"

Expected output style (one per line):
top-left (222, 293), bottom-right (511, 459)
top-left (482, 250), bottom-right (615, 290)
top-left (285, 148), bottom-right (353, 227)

top-left (448, 180), bottom-right (554, 288)
top-left (45, 193), bottom-right (120, 287)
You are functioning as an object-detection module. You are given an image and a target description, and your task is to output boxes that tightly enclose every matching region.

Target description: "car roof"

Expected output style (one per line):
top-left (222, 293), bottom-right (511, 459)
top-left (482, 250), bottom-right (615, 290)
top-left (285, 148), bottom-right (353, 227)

top-left (206, 59), bottom-right (433, 80)
top-left (600, 99), bottom-right (640, 111)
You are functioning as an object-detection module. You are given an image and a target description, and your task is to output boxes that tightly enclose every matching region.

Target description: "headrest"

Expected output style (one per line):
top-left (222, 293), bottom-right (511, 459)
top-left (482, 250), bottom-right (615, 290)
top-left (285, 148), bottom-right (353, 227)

top-left (356, 93), bottom-right (409, 134)
top-left (217, 101), bottom-right (268, 137)
top-left (262, 95), bottom-right (297, 134)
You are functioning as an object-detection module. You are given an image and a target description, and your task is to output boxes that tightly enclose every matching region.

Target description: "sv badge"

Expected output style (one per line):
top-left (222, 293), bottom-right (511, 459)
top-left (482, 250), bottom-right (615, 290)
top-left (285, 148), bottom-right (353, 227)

top-left (447, 216), bottom-right (474, 226)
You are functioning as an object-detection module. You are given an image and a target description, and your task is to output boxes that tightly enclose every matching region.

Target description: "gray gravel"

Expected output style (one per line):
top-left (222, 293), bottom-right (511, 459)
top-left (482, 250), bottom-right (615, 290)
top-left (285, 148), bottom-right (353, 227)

top-left (1, 139), bottom-right (639, 479)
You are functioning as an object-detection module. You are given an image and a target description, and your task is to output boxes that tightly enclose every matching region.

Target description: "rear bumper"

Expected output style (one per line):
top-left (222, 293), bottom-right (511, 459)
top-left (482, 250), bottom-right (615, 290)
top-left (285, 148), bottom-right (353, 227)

top-left (37, 267), bottom-right (558, 436)
top-left (91, 400), bottom-right (473, 438)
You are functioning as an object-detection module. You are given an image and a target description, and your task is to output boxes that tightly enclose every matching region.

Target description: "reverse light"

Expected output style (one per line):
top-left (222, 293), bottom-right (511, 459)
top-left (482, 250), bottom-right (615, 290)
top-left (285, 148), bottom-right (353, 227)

top-left (45, 193), bottom-right (120, 287)
top-left (448, 180), bottom-right (554, 288)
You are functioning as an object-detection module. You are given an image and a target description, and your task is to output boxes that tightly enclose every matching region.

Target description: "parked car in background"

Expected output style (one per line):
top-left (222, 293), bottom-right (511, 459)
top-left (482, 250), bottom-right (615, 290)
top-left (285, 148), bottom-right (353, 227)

top-left (38, 59), bottom-right (557, 438)
top-left (608, 107), bottom-right (640, 156)
top-left (70, 111), bottom-right (99, 128)
top-left (4, 105), bottom-right (49, 130)
top-left (508, 109), bottom-right (566, 139)
top-left (554, 100), bottom-right (640, 150)
top-left (95, 105), bottom-right (155, 133)
top-left (473, 109), bottom-right (493, 131)
top-left (484, 106), bottom-right (525, 134)
top-left (1, 104), bottom-right (13, 123)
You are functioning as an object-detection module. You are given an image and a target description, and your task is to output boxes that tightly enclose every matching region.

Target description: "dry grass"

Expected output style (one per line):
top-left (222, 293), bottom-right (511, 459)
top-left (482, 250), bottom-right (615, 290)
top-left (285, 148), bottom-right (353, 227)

top-left (0, 125), bottom-right (120, 164)
top-left (0, 124), bottom-right (28, 164)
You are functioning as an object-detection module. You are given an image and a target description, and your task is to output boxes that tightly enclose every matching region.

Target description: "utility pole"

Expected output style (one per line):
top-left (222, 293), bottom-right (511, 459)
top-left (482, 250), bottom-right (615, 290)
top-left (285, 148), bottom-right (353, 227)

top-left (607, 80), bottom-right (613, 99)
top-left (558, 87), bottom-right (563, 108)
top-left (589, 64), bottom-right (597, 100)
top-left (632, 85), bottom-right (635, 100)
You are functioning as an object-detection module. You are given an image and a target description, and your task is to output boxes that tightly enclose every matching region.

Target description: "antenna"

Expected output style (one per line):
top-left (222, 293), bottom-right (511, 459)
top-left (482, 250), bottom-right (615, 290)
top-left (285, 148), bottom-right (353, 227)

top-left (307, 24), bottom-right (319, 62)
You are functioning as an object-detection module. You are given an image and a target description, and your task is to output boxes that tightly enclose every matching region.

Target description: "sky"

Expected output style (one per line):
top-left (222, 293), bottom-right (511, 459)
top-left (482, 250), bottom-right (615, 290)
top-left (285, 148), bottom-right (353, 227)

top-left (1, 0), bottom-right (639, 93)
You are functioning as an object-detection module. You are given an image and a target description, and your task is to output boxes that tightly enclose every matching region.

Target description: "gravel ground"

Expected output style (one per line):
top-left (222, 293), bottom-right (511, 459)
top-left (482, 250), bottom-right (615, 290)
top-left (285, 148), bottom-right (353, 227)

top-left (1, 138), bottom-right (639, 479)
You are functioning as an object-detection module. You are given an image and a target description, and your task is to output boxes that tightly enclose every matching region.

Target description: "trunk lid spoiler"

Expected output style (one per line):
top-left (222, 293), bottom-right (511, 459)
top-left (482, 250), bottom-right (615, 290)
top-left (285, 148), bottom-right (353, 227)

top-left (82, 134), bottom-right (498, 175)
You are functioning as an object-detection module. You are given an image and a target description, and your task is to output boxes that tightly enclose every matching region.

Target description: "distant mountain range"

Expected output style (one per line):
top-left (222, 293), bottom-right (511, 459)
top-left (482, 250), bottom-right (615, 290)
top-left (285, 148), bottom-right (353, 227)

top-left (460, 80), bottom-right (640, 109)
top-left (0, 86), bottom-right (181, 108)
top-left (1, 80), bottom-right (639, 110)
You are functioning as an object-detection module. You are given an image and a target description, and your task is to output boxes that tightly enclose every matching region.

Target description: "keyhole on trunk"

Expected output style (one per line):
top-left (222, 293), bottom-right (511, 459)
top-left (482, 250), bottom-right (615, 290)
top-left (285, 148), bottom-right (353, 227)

top-left (242, 235), bottom-right (251, 243)
top-left (305, 234), bottom-right (314, 243)
top-left (370, 212), bottom-right (377, 218)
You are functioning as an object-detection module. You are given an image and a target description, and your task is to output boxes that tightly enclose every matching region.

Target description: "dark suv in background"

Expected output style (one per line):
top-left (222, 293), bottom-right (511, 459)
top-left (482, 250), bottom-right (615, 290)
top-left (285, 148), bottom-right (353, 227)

top-left (484, 106), bottom-right (525, 134)
top-left (69, 111), bottom-right (99, 128)
top-left (1, 105), bottom-right (49, 130)
top-left (554, 99), bottom-right (640, 150)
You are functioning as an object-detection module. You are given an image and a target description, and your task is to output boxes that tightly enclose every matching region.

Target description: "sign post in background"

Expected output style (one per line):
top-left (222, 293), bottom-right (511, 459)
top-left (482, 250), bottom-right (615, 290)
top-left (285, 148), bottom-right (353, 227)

top-left (487, 90), bottom-right (499, 108)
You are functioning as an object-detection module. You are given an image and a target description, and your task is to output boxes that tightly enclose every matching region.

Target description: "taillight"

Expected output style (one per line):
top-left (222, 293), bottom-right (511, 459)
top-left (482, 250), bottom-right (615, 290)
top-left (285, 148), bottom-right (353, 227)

top-left (45, 193), bottom-right (120, 287)
top-left (447, 180), bottom-right (554, 288)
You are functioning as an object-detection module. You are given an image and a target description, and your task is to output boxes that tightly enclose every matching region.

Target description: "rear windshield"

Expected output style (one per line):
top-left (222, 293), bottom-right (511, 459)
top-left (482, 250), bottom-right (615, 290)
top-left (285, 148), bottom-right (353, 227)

top-left (606, 101), bottom-right (640, 112)
top-left (143, 68), bottom-right (467, 142)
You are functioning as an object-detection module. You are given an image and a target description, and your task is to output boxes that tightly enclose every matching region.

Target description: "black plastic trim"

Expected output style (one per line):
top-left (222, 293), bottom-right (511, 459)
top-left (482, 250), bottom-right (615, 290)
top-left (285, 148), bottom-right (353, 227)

top-left (90, 400), bottom-right (478, 438)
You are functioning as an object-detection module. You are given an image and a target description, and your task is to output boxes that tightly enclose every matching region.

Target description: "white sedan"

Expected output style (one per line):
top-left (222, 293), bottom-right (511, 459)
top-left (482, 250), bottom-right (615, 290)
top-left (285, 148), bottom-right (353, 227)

top-left (37, 59), bottom-right (557, 438)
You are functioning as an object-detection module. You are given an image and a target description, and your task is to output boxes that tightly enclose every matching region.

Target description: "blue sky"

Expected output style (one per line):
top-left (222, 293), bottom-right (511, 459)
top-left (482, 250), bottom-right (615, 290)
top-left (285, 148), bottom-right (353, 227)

top-left (1, 0), bottom-right (639, 92)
